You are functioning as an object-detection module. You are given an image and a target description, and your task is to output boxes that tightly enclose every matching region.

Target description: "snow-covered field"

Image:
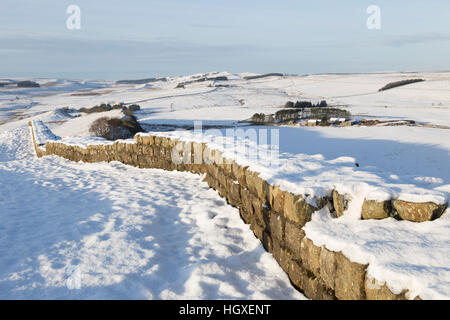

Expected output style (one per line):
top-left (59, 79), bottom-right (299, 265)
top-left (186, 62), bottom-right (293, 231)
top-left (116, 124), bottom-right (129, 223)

top-left (0, 128), bottom-right (303, 299)
top-left (1, 71), bottom-right (449, 299)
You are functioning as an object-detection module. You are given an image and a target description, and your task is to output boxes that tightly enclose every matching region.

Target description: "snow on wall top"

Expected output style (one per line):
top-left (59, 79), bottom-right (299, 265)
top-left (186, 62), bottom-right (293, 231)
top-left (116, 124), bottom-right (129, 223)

top-left (137, 129), bottom-right (449, 206)
top-left (31, 120), bottom-right (60, 148)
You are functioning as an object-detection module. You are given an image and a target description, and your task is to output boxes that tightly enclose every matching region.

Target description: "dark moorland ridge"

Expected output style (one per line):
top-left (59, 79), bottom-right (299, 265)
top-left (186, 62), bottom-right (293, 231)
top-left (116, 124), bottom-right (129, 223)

top-left (175, 76), bottom-right (228, 88)
top-left (0, 80), bottom-right (40, 88)
top-left (78, 103), bottom-right (140, 114)
top-left (116, 78), bottom-right (168, 85)
top-left (379, 79), bottom-right (424, 91)
top-left (243, 73), bottom-right (284, 80)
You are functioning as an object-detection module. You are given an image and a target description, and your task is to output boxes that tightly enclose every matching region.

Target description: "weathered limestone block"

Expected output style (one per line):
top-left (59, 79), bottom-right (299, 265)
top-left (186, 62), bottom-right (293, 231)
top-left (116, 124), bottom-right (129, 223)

top-left (205, 164), bottom-right (217, 179)
top-left (251, 197), bottom-right (266, 228)
top-left (229, 180), bottom-right (241, 203)
top-left (364, 275), bottom-right (407, 300)
top-left (284, 192), bottom-right (299, 222)
top-left (272, 240), bottom-right (291, 274)
top-left (72, 147), bottom-right (83, 162)
top-left (133, 134), bottom-right (142, 144)
top-left (288, 260), bottom-right (335, 300)
top-left (393, 200), bottom-right (447, 222)
top-left (262, 231), bottom-right (273, 253)
top-left (116, 142), bottom-right (126, 152)
top-left (141, 145), bottom-right (154, 157)
top-left (335, 252), bottom-right (367, 300)
top-left (220, 161), bottom-right (233, 178)
top-left (284, 221), bottom-right (305, 259)
top-left (300, 238), bottom-right (321, 277)
top-left (284, 192), bottom-right (322, 226)
top-left (160, 136), bottom-right (171, 148)
top-left (217, 182), bottom-right (227, 200)
top-left (232, 163), bottom-right (247, 186)
top-left (136, 154), bottom-right (147, 168)
top-left (361, 199), bottom-right (391, 220)
top-left (250, 222), bottom-right (264, 242)
top-left (124, 143), bottom-right (133, 153)
top-left (131, 153), bottom-right (138, 165)
top-left (166, 160), bottom-right (177, 172)
top-left (153, 136), bottom-right (162, 146)
top-left (193, 164), bottom-right (206, 174)
top-left (238, 206), bottom-right (253, 226)
top-left (222, 175), bottom-right (235, 204)
top-left (240, 187), bottom-right (254, 218)
top-left (332, 190), bottom-right (348, 217)
top-left (145, 135), bottom-right (155, 145)
top-left (319, 247), bottom-right (337, 290)
top-left (204, 174), bottom-right (218, 191)
top-left (269, 185), bottom-right (285, 213)
top-left (245, 171), bottom-right (267, 202)
top-left (268, 211), bottom-right (285, 244)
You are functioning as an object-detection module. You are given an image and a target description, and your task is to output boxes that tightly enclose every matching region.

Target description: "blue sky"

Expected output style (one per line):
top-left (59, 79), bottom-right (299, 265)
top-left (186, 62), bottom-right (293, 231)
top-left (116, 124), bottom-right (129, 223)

top-left (1, 0), bottom-right (449, 79)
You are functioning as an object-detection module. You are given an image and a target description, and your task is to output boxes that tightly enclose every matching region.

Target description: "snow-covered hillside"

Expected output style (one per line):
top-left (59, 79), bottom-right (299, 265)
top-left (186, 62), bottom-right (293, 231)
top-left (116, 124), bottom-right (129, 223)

top-left (0, 127), bottom-right (303, 299)
top-left (0, 71), bottom-right (449, 299)
top-left (2, 71), bottom-right (450, 131)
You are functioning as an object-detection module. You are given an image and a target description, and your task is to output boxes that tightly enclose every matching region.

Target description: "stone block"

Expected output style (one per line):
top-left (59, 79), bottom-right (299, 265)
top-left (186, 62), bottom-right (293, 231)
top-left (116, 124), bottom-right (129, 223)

top-left (335, 252), bottom-right (367, 300)
top-left (251, 197), bottom-right (265, 228)
top-left (262, 231), bottom-right (273, 253)
top-left (284, 192), bottom-right (319, 226)
top-left (393, 200), bottom-right (447, 222)
top-left (240, 187), bottom-right (255, 220)
top-left (250, 222), bottom-right (264, 242)
top-left (284, 221), bottom-right (305, 259)
top-left (269, 212), bottom-right (285, 244)
top-left (270, 186), bottom-right (285, 214)
top-left (245, 171), bottom-right (267, 202)
top-left (300, 238), bottom-right (321, 277)
top-left (319, 247), bottom-right (337, 290)
top-left (288, 260), bottom-right (335, 300)
top-left (332, 190), bottom-right (347, 218)
top-left (361, 199), bottom-right (391, 220)
top-left (232, 163), bottom-right (247, 186)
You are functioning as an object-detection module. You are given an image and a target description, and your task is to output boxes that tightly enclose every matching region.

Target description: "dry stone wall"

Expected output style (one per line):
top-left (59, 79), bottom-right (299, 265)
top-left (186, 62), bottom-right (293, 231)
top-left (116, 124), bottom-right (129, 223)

top-left (333, 190), bottom-right (446, 222)
top-left (29, 121), bottom-right (433, 300)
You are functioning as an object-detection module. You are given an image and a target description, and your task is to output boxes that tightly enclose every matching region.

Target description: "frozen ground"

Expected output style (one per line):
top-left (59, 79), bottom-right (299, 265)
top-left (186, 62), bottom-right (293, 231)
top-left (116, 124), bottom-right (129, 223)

top-left (1, 71), bottom-right (449, 299)
top-left (0, 128), bottom-right (304, 299)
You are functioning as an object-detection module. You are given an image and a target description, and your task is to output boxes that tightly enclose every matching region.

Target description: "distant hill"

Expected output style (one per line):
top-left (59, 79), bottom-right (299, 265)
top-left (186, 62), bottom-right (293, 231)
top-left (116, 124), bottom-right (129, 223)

top-left (116, 78), bottom-right (167, 85)
top-left (243, 73), bottom-right (284, 80)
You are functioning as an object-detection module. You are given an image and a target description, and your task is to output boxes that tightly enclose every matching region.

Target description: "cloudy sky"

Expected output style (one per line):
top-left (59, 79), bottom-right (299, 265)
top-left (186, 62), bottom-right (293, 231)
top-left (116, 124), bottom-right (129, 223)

top-left (1, 0), bottom-right (449, 79)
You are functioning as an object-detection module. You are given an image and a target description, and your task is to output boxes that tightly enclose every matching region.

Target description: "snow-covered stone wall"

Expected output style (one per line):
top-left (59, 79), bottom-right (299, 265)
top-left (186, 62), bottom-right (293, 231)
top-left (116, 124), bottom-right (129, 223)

top-left (29, 121), bottom-right (444, 300)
